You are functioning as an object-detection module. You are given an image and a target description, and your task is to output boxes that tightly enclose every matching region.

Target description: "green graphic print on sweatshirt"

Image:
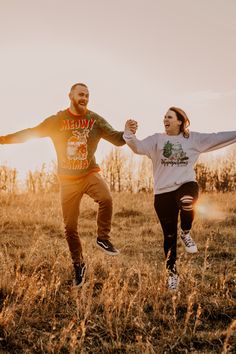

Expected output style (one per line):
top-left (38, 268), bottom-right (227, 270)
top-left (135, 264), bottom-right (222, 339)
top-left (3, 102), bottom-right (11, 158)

top-left (1, 109), bottom-right (125, 178)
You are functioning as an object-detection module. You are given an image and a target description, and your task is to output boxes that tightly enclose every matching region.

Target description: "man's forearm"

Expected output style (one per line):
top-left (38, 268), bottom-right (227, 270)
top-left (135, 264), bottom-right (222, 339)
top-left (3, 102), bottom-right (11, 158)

top-left (0, 128), bottom-right (36, 144)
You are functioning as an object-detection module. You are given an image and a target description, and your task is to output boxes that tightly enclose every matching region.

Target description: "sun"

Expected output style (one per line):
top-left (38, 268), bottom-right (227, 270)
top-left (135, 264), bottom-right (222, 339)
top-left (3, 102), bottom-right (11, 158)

top-left (0, 140), bottom-right (56, 181)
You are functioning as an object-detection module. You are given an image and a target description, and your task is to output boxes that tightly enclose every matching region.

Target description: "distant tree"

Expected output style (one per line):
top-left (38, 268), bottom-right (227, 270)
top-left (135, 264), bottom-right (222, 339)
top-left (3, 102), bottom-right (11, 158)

top-left (101, 148), bottom-right (128, 192)
top-left (137, 156), bottom-right (153, 192)
top-left (0, 165), bottom-right (17, 193)
top-left (195, 147), bottom-right (236, 192)
top-left (124, 153), bottom-right (137, 192)
top-left (195, 163), bottom-right (209, 192)
top-left (26, 162), bottom-right (59, 193)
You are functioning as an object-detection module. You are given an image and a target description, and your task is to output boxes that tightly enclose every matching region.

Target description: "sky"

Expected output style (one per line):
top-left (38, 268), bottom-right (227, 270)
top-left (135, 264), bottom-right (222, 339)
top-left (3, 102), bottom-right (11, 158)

top-left (0, 0), bottom-right (236, 178)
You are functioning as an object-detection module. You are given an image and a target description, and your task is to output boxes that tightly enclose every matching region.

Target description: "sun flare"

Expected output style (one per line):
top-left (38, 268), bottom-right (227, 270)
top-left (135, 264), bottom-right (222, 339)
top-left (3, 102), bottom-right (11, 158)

top-left (196, 200), bottom-right (226, 220)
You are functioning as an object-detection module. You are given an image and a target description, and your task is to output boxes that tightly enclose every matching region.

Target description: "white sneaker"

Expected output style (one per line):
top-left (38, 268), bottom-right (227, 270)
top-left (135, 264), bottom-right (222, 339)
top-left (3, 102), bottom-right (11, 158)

top-left (168, 272), bottom-right (179, 290)
top-left (181, 231), bottom-right (198, 253)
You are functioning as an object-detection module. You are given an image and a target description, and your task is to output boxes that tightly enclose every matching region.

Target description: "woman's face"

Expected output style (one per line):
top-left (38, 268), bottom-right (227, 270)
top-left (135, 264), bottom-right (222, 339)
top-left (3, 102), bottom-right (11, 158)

top-left (163, 110), bottom-right (182, 135)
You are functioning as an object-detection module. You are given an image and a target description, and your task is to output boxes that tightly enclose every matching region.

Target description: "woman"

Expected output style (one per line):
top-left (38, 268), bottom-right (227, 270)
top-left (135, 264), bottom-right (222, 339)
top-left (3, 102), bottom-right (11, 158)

top-left (124, 107), bottom-right (236, 290)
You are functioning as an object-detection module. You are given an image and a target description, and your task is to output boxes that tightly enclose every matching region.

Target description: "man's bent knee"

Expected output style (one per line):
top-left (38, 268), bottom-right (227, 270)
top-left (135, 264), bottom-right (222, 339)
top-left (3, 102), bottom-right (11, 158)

top-left (99, 195), bottom-right (112, 207)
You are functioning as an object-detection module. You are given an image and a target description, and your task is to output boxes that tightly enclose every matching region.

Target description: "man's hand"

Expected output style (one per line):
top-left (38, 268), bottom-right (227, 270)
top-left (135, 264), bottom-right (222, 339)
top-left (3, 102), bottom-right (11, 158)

top-left (125, 119), bottom-right (138, 134)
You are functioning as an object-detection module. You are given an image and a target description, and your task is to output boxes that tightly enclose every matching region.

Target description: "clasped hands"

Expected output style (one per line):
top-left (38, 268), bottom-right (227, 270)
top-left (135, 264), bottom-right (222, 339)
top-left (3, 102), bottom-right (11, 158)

top-left (125, 119), bottom-right (138, 134)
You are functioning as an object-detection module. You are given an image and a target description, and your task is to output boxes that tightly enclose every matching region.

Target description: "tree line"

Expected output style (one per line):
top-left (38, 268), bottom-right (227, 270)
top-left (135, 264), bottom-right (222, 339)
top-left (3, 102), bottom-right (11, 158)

top-left (0, 148), bottom-right (235, 194)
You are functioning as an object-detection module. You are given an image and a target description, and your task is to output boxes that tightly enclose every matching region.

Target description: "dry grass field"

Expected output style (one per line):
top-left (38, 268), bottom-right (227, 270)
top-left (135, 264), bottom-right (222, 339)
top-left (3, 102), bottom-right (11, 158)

top-left (0, 191), bottom-right (235, 353)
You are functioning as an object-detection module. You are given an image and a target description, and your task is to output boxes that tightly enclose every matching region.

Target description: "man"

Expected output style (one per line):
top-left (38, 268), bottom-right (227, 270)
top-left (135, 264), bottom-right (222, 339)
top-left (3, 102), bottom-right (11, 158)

top-left (0, 83), bottom-right (126, 287)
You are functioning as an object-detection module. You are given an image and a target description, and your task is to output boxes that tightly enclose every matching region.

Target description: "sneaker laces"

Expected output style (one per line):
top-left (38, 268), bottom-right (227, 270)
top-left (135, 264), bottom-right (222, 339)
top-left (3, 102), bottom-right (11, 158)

top-left (168, 273), bottom-right (178, 289)
top-left (182, 232), bottom-right (195, 247)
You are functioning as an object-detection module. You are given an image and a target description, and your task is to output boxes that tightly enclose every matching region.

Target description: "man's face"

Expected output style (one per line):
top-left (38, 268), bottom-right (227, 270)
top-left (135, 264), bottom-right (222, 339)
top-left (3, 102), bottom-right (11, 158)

top-left (69, 85), bottom-right (89, 114)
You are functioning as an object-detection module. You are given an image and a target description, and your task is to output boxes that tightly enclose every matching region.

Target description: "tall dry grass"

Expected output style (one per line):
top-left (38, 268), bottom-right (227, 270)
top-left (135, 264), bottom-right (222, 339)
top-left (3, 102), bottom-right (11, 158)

top-left (0, 191), bottom-right (235, 353)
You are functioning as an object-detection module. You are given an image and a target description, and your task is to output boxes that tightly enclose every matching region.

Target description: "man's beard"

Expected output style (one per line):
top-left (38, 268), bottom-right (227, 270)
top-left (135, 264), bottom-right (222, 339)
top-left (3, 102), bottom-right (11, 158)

top-left (72, 99), bottom-right (87, 114)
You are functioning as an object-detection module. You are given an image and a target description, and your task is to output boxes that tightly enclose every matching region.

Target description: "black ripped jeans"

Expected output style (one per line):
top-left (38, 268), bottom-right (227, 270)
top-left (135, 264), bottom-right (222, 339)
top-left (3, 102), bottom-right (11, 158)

top-left (154, 182), bottom-right (199, 273)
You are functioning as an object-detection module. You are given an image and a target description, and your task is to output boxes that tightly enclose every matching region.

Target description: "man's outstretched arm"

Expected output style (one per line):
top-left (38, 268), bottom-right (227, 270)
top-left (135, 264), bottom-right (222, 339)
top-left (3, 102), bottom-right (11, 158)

top-left (0, 117), bottom-right (53, 144)
top-left (0, 128), bottom-right (37, 144)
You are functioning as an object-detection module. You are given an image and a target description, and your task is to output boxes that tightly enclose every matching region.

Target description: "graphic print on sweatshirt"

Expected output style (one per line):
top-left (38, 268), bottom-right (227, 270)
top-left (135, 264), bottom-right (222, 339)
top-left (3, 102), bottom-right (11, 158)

top-left (161, 141), bottom-right (189, 166)
top-left (60, 117), bottom-right (96, 170)
top-left (67, 129), bottom-right (89, 161)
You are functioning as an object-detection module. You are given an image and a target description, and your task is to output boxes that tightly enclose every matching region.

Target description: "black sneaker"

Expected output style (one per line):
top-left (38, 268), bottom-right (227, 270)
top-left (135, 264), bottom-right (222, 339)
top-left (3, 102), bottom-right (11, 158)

top-left (96, 239), bottom-right (120, 255)
top-left (74, 262), bottom-right (86, 287)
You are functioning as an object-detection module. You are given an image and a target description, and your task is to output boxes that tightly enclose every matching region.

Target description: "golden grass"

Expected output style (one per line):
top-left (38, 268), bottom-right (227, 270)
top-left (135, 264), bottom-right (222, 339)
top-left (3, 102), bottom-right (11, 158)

top-left (0, 191), bottom-right (235, 353)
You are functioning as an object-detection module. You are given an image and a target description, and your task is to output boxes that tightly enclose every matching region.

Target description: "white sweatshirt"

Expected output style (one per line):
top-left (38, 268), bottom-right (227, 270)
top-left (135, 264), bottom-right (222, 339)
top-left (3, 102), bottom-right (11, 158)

top-left (123, 130), bottom-right (236, 194)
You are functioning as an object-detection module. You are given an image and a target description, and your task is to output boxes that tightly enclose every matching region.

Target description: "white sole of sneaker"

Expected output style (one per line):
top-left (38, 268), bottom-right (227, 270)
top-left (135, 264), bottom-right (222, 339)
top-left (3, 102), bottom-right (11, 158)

top-left (73, 279), bottom-right (85, 288)
top-left (185, 247), bottom-right (198, 253)
top-left (96, 243), bottom-right (120, 256)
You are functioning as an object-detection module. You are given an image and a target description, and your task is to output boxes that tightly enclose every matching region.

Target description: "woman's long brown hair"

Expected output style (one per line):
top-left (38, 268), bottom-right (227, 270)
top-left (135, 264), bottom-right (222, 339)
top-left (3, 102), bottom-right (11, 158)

top-left (169, 107), bottom-right (190, 138)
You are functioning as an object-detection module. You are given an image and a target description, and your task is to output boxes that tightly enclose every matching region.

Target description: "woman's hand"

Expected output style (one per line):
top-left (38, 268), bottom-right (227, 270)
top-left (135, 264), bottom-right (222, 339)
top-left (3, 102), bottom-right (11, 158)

top-left (125, 119), bottom-right (138, 134)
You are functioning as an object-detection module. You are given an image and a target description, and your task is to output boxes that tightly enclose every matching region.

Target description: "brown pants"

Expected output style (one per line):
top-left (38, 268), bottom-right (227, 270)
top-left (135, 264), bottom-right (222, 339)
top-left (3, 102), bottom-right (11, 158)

top-left (60, 172), bottom-right (112, 265)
